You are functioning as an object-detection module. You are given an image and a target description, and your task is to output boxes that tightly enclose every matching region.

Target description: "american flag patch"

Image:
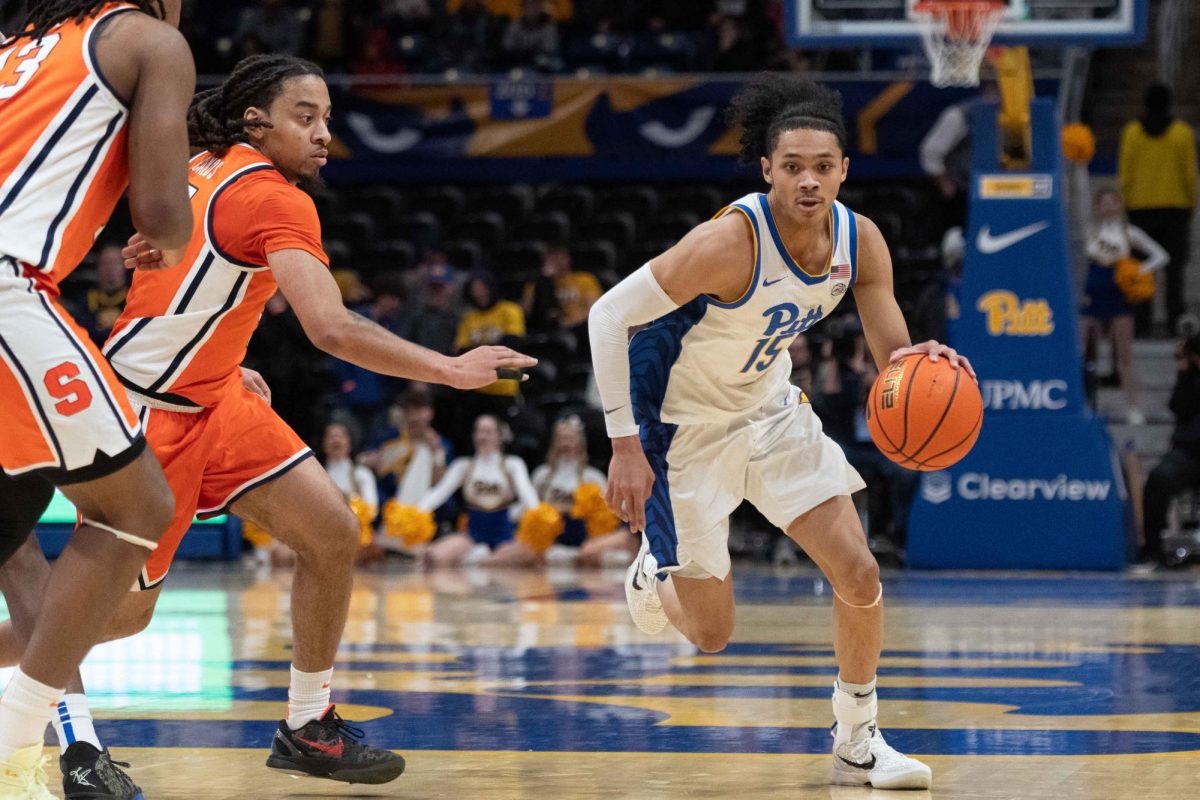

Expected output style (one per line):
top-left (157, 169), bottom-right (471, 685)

top-left (831, 263), bottom-right (851, 281)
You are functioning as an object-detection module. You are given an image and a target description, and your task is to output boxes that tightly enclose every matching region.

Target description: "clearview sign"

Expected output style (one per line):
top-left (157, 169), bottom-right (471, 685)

top-left (907, 100), bottom-right (1127, 570)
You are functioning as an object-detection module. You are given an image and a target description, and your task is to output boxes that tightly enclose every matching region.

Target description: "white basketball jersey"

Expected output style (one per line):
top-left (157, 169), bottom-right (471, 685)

top-left (630, 193), bottom-right (859, 427)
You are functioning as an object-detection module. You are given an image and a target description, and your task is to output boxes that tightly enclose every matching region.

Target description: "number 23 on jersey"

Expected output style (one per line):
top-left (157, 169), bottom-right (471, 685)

top-left (0, 34), bottom-right (60, 100)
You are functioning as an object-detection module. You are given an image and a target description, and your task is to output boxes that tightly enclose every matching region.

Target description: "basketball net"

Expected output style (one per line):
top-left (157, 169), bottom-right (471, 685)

top-left (913, 1), bottom-right (1005, 88)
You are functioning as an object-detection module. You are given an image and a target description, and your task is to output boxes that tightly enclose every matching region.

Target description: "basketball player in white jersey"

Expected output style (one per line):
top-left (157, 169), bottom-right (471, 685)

top-left (589, 75), bottom-right (975, 790)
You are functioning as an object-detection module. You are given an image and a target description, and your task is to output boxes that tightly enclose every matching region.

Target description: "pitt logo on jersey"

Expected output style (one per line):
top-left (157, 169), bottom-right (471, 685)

top-left (739, 302), bottom-right (823, 374)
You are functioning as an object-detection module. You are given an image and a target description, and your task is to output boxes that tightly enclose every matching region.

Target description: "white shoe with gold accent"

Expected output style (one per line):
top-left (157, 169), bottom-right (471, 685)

top-left (0, 743), bottom-right (55, 800)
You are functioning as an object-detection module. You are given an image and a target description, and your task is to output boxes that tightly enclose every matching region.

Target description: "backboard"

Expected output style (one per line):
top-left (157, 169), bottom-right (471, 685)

top-left (786, 0), bottom-right (1147, 47)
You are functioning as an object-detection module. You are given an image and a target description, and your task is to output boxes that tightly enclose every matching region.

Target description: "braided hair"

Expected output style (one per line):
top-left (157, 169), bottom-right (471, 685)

top-left (727, 73), bottom-right (847, 165)
top-left (6, 1), bottom-right (164, 44)
top-left (188, 54), bottom-right (324, 155)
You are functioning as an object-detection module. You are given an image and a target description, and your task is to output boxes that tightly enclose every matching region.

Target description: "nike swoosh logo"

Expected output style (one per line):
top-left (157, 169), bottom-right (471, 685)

top-left (838, 754), bottom-right (876, 771)
top-left (604, 405), bottom-right (626, 415)
top-left (976, 221), bottom-right (1049, 254)
top-left (296, 735), bottom-right (345, 758)
top-left (763, 276), bottom-right (786, 287)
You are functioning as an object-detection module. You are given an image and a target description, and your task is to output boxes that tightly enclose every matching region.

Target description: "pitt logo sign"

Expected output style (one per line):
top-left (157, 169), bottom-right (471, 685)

top-left (880, 361), bottom-right (905, 409)
top-left (977, 290), bottom-right (1054, 337)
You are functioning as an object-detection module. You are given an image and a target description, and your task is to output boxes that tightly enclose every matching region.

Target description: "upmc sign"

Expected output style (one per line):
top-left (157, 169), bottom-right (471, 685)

top-left (980, 379), bottom-right (1069, 411)
top-left (908, 100), bottom-right (1127, 570)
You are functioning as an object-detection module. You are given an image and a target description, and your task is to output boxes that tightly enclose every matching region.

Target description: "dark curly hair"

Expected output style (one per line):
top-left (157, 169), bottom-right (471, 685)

top-left (188, 54), bottom-right (324, 155)
top-left (727, 73), bottom-right (847, 164)
top-left (5, 0), bottom-right (164, 43)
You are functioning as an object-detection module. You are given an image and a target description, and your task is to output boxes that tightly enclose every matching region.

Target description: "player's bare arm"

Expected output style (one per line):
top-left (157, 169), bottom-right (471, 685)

top-left (650, 213), bottom-right (757, 305)
top-left (852, 213), bottom-right (975, 377)
top-left (95, 13), bottom-right (194, 265)
top-left (268, 248), bottom-right (536, 390)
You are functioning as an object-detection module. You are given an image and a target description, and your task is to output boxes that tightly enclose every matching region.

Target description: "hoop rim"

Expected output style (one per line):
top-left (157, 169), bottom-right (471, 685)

top-left (912, 0), bottom-right (1006, 15)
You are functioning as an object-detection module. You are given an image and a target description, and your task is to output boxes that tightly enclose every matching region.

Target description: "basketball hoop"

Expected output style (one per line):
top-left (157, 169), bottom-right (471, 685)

top-left (912, 0), bottom-right (1005, 88)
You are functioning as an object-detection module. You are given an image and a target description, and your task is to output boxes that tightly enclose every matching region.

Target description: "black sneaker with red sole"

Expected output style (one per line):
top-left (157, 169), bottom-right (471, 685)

top-left (265, 705), bottom-right (406, 785)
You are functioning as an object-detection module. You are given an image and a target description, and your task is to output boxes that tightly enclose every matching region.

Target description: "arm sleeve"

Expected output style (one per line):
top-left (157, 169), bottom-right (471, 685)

top-left (418, 457), bottom-right (468, 512)
top-left (587, 264), bottom-right (682, 437)
top-left (1128, 225), bottom-right (1170, 274)
top-left (507, 456), bottom-right (540, 517)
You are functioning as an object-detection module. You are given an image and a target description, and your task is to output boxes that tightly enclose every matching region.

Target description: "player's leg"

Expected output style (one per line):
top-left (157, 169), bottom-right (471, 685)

top-left (483, 539), bottom-right (541, 568)
top-left (230, 458), bottom-right (405, 784)
top-left (0, 475), bottom-right (56, 668)
top-left (656, 571), bottom-right (735, 652)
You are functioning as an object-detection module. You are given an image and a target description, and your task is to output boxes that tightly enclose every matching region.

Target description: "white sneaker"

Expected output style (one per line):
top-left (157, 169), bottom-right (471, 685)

top-left (625, 536), bottom-right (668, 634)
top-left (0, 743), bottom-right (55, 799)
top-left (831, 722), bottom-right (932, 790)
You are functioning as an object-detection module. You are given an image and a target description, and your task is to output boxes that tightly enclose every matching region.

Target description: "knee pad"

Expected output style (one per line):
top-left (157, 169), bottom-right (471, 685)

top-left (0, 474), bottom-right (54, 565)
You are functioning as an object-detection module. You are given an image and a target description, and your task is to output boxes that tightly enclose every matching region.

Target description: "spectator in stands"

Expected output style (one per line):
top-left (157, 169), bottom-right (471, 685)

top-left (1080, 189), bottom-right (1168, 425)
top-left (919, 83), bottom-right (996, 232)
top-left (306, 0), bottom-right (358, 71)
top-left (809, 323), bottom-right (862, 446)
top-left (452, 271), bottom-right (526, 448)
top-left (83, 243), bottom-right (128, 345)
top-left (419, 414), bottom-right (540, 566)
top-left (522, 246), bottom-right (602, 340)
top-left (701, 14), bottom-right (760, 72)
top-left (234, 0), bottom-right (304, 56)
top-left (1119, 83), bottom-right (1197, 336)
top-left (500, 0), bottom-right (562, 71)
top-left (362, 385), bottom-right (453, 507)
top-left (332, 275), bottom-right (408, 431)
top-left (405, 263), bottom-right (462, 356)
top-left (911, 226), bottom-right (965, 346)
top-left (441, 0), bottom-right (497, 72)
top-left (1141, 334), bottom-right (1200, 567)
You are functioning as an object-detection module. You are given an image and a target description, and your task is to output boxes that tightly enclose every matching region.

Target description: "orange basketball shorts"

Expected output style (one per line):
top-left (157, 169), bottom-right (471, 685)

top-left (0, 263), bottom-right (144, 483)
top-left (133, 376), bottom-right (312, 589)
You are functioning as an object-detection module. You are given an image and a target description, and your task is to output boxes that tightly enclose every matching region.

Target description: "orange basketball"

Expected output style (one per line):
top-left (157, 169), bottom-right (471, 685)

top-left (865, 353), bottom-right (983, 472)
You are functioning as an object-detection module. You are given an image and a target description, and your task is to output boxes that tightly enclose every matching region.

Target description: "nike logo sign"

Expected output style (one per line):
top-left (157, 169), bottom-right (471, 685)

top-left (838, 754), bottom-right (877, 771)
top-left (763, 276), bottom-right (786, 287)
top-left (976, 221), bottom-right (1049, 254)
top-left (604, 405), bottom-right (626, 415)
top-left (296, 736), bottom-right (345, 758)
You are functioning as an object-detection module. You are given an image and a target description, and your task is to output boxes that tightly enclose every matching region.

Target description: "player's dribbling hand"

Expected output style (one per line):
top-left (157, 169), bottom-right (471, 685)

top-left (240, 366), bottom-right (271, 404)
top-left (447, 346), bottom-right (538, 390)
top-left (607, 436), bottom-right (655, 534)
top-left (889, 340), bottom-right (976, 379)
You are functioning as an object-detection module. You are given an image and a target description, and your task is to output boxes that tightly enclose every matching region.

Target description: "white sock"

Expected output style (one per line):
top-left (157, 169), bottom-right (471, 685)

top-left (286, 666), bottom-right (332, 731)
top-left (52, 694), bottom-right (101, 754)
top-left (836, 676), bottom-right (877, 699)
top-left (0, 668), bottom-right (63, 760)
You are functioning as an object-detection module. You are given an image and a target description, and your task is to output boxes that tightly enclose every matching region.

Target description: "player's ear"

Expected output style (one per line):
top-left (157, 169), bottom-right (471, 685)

top-left (244, 107), bottom-right (267, 142)
top-left (761, 156), bottom-right (772, 185)
top-left (841, 156), bottom-right (850, 183)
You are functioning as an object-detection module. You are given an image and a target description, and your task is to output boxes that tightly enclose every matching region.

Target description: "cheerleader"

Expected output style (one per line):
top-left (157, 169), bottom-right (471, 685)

top-left (488, 416), bottom-right (634, 568)
top-left (1081, 189), bottom-right (1168, 424)
top-left (419, 415), bottom-right (538, 566)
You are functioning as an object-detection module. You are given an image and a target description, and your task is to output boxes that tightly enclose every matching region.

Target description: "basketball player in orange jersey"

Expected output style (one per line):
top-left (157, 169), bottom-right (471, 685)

top-left (590, 75), bottom-right (975, 790)
top-left (0, 1), bottom-right (194, 796)
top-left (0, 53), bottom-right (536, 790)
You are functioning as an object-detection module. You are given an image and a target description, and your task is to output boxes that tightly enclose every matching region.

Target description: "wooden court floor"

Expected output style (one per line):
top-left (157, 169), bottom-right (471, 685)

top-left (16, 563), bottom-right (1200, 799)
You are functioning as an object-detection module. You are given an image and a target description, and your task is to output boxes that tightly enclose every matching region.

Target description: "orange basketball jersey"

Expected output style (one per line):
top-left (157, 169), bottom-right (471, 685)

top-left (106, 144), bottom-right (328, 408)
top-left (0, 2), bottom-right (136, 287)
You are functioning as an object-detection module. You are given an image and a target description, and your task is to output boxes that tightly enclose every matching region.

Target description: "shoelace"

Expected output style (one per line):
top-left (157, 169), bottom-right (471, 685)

top-left (28, 756), bottom-right (50, 789)
top-left (101, 753), bottom-right (139, 789)
top-left (316, 710), bottom-right (365, 742)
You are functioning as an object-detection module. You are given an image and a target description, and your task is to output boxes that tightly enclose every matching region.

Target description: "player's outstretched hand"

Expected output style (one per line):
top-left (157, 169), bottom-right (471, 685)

top-left (889, 339), bottom-right (976, 379)
top-left (240, 366), bottom-right (272, 405)
top-left (122, 232), bottom-right (185, 272)
top-left (447, 346), bottom-right (538, 390)
top-left (607, 436), bottom-right (655, 534)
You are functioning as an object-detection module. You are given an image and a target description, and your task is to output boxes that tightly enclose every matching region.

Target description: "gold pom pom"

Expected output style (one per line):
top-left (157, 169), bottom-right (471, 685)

top-left (242, 518), bottom-right (273, 549)
top-left (570, 482), bottom-right (621, 538)
top-left (382, 500), bottom-right (436, 547)
top-left (516, 502), bottom-right (564, 552)
top-left (1061, 123), bottom-right (1095, 164)
top-left (348, 496), bottom-right (375, 547)
top-left (1114, 257), bottom-right (1155, 303)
